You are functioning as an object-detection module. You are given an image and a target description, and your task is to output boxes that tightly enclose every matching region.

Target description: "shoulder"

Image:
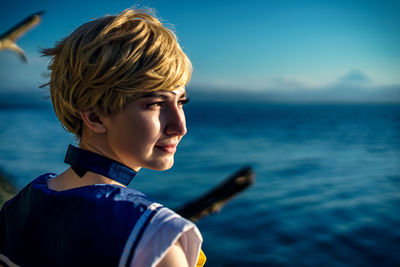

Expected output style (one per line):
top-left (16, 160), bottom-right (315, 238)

top-left (127, 207), bottom-right (203, 267)
top-left (0, 173), bottom-right (54, 211)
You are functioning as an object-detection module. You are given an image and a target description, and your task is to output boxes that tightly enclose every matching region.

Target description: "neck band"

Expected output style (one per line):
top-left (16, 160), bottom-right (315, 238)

top-left (64, 145), bottom-right (137, 186)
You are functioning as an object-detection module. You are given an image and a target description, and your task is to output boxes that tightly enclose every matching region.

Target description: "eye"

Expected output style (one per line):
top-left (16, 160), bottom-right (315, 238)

top-left (146, 101), bottom-right (164, 108)
top-left (178, 98), bottom-right (190, 106)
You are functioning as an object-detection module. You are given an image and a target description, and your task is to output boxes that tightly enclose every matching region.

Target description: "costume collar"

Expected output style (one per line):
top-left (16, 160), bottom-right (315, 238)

top-left (64, 145), bottom-right (137, 186)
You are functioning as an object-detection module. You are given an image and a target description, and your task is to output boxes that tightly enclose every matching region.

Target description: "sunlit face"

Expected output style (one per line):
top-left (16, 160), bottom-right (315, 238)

top-left (101, 87), bottom-right (189, 171)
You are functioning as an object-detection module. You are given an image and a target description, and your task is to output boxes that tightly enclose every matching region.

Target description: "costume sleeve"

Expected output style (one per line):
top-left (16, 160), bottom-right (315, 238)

top-left (128, 207), bottom-right (203, 267)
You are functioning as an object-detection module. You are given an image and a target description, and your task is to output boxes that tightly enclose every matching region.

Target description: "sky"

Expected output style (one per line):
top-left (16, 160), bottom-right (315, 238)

top-left (1, 0), bottom-right (399, 102)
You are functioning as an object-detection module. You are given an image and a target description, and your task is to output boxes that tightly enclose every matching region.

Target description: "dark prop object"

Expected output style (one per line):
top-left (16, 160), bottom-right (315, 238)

top-left (176, 166), bottom-right (255, 222)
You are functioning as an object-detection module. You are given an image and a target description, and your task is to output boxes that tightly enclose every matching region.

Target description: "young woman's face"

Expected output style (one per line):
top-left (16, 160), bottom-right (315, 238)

top-left (101, 87), bottom-right (189, 171)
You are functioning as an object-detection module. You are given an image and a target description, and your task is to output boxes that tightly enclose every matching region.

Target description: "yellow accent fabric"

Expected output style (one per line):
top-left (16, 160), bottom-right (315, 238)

top-left (196, 249), bottom-right (206, 267)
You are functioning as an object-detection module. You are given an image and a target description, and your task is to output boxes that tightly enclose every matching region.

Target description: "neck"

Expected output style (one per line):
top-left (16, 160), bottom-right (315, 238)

top-left (79, 134), bottom-right (141, 172)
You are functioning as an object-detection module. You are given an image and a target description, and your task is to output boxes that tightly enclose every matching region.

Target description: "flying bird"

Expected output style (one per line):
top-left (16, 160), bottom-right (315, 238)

top-left (0, 11), bottom-right (45, 62)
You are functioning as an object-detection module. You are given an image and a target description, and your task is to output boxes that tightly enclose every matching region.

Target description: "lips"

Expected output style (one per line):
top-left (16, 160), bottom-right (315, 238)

top-left (155, 143), bottom-right (178, 153)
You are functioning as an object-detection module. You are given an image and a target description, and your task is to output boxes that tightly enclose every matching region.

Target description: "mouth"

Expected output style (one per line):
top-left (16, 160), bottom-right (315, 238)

top-left (155, 143), bottom-right (178, 154)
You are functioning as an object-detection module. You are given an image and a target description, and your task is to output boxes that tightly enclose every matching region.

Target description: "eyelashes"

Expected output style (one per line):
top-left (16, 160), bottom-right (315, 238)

top-left (179, 97), bottom-right (190, 105)
top-left (146, 102), bottom-right (163, 108)
top-left (146, 97), bottom-right (190, 109)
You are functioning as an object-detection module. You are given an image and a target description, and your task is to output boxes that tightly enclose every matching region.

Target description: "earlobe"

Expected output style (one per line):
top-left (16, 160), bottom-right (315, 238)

top-left (80, 109), bottom-right (107, 134)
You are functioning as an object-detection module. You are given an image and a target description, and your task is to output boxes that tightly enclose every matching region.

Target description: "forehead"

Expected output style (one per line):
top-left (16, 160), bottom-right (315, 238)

top-left (171, 86), bottom-right (186, 96)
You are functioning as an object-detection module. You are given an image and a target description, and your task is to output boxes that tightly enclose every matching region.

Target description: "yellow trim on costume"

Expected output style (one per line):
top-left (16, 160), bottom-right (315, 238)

top-left (196, 249), bottom-right (206, 267)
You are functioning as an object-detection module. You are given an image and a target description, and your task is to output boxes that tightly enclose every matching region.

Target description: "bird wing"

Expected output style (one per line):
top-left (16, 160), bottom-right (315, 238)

top-left (4, 42), bottom-right (28, 62)
top-left (0, 11), bottom-right (44, 42)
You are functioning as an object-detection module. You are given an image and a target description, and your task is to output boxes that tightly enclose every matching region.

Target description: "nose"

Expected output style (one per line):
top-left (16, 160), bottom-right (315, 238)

top-left (164, 104), bottom-right (187, 137)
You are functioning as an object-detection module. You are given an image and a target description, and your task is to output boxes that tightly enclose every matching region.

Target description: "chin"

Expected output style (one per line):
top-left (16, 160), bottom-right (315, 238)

top-left (157, 165), bottom-right (173, 171)
top-left (146, 158), bottom-right (175, 171)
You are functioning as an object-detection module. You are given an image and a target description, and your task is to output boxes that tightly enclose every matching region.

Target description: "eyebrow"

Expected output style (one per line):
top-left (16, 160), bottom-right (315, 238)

top-left (140, 91), bottom-right (187, 99)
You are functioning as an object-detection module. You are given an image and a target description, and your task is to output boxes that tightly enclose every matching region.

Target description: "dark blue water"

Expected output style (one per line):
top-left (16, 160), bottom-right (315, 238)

top-left (1, 101), bottom-right (399, 266)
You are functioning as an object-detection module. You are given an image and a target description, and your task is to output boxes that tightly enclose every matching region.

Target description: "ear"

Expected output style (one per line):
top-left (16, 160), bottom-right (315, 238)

top-left (80, 109), bottom-right (106, 134)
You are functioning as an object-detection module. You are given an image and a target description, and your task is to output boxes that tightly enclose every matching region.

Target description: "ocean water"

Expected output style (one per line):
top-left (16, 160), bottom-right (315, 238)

top-left (0, 100), bottom-right (399, 266)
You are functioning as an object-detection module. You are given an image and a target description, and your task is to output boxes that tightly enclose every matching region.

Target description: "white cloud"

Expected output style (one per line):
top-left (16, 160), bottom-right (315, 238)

top-left (190, 69), bottom-right (400, 103)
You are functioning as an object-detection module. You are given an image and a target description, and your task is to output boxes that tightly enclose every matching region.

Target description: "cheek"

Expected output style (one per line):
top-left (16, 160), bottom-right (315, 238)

top-left (105, 110), bottom-right (162, 156)
top-left (123, 114), bottom-right (161, 149)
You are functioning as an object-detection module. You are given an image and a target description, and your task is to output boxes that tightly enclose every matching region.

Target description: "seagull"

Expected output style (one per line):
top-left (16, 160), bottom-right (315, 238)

top-left (0, 11), bottom-right (45, 62)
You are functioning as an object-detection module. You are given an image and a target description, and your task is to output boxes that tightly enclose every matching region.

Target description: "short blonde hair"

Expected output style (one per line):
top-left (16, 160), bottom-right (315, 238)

top-left (42, 9), bottom-right (192, 137)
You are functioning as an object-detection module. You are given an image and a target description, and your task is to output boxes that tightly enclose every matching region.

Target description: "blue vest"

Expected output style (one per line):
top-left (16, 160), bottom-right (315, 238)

top-left (0, 173), bottom-right (162, 267)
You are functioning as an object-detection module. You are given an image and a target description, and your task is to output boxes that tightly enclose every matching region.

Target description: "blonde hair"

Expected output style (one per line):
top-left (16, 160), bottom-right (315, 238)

top-left (42, 9), bottom-right (192, 137)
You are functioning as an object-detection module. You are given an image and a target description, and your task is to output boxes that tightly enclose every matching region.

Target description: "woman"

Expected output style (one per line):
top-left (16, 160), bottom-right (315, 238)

top-left (0, 9), bottom-right (205, 267)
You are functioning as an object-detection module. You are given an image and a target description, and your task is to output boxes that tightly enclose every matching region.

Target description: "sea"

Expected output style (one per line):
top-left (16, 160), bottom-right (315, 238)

top-left (0, 97), bottom-right (399, 266)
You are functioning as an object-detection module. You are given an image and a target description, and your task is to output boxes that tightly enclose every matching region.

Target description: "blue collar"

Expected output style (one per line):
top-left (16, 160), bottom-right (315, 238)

top-left (64, 145), bottom-right (137, 186)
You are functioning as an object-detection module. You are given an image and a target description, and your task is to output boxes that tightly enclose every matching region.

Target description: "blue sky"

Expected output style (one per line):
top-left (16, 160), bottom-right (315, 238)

top-left (1, 0), bottom-right (399, 101)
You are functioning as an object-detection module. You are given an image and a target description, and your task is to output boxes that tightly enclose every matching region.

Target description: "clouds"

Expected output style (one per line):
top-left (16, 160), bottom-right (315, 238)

top-left (190, 69), bottom-right (400, 103)
top-left (336, 69), bottom-right (372, 85)
top-left (318, 70), bottom-right (400, 102)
